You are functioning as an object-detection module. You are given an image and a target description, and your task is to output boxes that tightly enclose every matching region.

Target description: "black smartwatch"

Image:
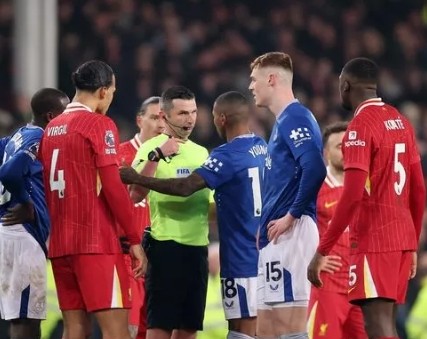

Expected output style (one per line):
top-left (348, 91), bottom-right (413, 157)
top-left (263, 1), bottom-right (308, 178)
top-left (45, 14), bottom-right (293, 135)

top-left (147, 150), bottom-right (160, 162)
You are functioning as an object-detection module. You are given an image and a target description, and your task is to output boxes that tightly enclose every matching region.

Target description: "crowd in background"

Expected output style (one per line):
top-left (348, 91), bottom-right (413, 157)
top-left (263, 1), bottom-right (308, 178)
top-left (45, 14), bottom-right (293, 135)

top-left (0, 0), bottom-right (427, 337)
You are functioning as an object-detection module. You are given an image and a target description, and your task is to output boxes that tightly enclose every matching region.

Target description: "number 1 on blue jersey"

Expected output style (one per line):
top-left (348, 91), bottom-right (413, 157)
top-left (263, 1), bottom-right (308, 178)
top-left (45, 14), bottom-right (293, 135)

top-left (248, 167), bottom-right (262, 217)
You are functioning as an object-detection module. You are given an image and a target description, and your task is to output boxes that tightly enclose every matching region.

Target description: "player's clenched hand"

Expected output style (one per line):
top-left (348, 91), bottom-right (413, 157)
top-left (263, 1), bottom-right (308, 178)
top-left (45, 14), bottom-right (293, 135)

top-left (409, 251), bottom-right (417, 279)
top-left (1, 202), bottom-right (35, 226)
top-left (319, 255), bottom-right (342, 274)
top-left (119, 166), bottom-right (140, 185)
top-left (129, 244), bottom-right (147, 278)
top-left (159, 137), bottom-right (182, 157)
top-left (267, 213), bottom-right (296, 244)
top-left (307, 252), bottom-right (324, 288)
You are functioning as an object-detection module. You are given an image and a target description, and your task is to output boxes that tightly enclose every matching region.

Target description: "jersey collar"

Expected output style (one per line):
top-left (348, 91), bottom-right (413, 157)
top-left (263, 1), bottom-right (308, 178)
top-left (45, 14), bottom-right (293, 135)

top-left (26, 123), bottom-right (44, 132)
top-left (277, 99), bottom-right (299, 119)
top-left (130, 134), bottom-right (143, 150)
top-left (233, 133), bottom-right (254, 140)
top-left (64, 102), bottom-right (93, 114)
top-left (354, 98), bottom-right (383, 117)
top-left (325, 166), bottom-right (343, 188)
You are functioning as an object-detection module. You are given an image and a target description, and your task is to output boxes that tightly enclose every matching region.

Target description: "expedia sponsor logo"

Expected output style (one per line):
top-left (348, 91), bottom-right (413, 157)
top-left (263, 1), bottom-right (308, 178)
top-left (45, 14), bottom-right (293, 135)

top-left (345, 139), bottom-right (365, 147)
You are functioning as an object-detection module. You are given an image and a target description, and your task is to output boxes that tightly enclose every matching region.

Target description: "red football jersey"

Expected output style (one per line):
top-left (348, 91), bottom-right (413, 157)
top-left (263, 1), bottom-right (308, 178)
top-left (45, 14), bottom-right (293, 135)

top-left (118, 135), bottom-right (150, 237)
top-left (316, 169), bottom-right (347, 293)
top-left (342, 98), bottom-right (420, 253)
top-left (41, 102), bottom-right (123, 257)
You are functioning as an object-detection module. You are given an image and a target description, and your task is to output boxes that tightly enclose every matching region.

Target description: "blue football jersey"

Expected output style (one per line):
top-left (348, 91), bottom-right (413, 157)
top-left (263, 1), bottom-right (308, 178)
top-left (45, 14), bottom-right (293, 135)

top-left (195, 134), bottom-right (267, 278)
top-left (0, 125), bottom-right (50, 254)
top-left (259, 101), bottom-right (323, 249)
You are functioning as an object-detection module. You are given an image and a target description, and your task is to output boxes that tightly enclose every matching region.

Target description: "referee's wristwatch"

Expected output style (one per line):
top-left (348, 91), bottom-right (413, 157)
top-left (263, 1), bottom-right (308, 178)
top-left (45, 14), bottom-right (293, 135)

top-left (147, 149), bottom-right (160, 162)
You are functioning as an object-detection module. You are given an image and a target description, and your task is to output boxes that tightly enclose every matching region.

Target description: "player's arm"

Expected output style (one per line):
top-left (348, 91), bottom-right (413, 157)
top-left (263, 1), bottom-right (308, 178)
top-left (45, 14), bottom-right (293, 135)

top-left (308, 120), bottom-right (372, 287)
top-left (289, 149), bottom-right (326, 218)
top-left (409, 161), bottom-right (426, 243)
top-left (0, 151), bottom-right (32, 203)
top-left (0, 136), bottom-right (11, 162)
top-left (308, 168), bottom-right (366, 287)
top-left (0, 142), bottom-right (38, 225)
top-left (317, 168), bottom-right (367, 255)
top-left (208, 196), bottom-right (218, 240)
top-left (407, 125), bottom-right (426, 243)
top-left (91, 118), bottom-right (146, 277)
top-left (129, 137), bottom-right (180, 202)
top-left (129, 160), bottom-right (160, 202)
top-left (268, 149), bottom-right (326, 242)
top-left (283, 118), bottom-right (327, 219)
top-left (122, 168), bottom-right (207, 197)
top-left (98, 164), bottom-right (141, 245)
top-left (268, 119), bottom-right (326, 242)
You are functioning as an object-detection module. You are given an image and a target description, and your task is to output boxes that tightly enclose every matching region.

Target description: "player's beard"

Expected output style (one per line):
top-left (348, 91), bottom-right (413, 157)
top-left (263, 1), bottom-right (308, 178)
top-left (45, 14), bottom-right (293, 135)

top-left (331, 158), bottom-right (344, 172)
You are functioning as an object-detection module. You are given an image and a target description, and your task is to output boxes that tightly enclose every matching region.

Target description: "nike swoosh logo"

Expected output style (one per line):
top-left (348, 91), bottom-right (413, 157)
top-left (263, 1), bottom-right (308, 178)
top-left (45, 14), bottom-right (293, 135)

top-left (325, 201), bottom-right (338, 208)
top-left (348, 286), bottom-right (356, 294)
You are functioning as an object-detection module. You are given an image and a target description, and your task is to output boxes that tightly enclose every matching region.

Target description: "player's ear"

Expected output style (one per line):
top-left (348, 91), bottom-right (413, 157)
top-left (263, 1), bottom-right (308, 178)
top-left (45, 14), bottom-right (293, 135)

top-left (343, 80), bottom-right (350, 93)
top-left (267, 73), bottom-right (275, 86)
top-left (46, 112), bottom-right (54, 122)
top-left (98, 87), bottom-right (108, 100)
top-left (323, 147), bottom-right (329, 160)
top-left (136, 115), bottom-right (143, 129)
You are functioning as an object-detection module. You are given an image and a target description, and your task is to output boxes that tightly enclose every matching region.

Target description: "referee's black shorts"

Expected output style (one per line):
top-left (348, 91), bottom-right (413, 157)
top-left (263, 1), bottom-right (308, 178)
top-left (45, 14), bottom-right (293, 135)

top-left (144, 236), bottom-right (208, 331)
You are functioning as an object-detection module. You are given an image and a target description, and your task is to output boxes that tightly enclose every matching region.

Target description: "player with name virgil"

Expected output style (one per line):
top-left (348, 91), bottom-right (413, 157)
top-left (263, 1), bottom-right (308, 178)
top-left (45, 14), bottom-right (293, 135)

top-left (40, 60), bottom-right (146, 339)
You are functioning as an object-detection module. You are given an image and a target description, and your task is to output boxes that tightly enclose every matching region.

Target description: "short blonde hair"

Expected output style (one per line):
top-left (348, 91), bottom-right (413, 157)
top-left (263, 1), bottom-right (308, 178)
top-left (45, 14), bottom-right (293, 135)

top-left (250, 52), bottom-right (293, 73)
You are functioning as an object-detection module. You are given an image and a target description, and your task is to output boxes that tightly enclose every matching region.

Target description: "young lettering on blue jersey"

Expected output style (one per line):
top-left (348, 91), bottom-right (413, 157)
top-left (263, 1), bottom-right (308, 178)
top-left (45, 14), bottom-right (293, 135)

top-left (259, 100), bottom-right (326, 249)
top-left (0, 125), bottom-right (50, 254)
top-left (195, 134), bottom-right (267, 278)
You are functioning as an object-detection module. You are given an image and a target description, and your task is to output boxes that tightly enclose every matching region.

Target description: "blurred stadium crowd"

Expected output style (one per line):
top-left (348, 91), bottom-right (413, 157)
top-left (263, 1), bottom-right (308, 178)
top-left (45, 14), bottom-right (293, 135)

top-left (1, 0), bottom-right (427, 337)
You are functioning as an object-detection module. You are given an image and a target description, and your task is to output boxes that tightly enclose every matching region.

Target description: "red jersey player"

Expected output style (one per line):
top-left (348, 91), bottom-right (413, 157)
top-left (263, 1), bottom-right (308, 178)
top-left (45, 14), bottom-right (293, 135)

top-left (119, 96), bottom-right (164, 339)
top-left (307, 58), bottom-right (425, 339)
top-left (307, 122), bottom-right (366, 339)
top-left (41, 60), bottom-right (146, 339)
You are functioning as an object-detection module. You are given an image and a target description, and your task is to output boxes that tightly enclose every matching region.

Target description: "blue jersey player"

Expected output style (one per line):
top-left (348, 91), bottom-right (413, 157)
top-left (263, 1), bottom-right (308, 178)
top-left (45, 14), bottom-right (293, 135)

top-left (0, 88), bottom-right (68, 339)
top-left (249, 52), bottom-right (326, 339)
top-left (120, 91), bottom-right (266, 339)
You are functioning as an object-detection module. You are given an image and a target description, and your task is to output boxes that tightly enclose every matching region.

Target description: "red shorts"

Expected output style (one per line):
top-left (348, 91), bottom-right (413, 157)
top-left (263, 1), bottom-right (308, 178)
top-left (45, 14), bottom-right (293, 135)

top-left (308, 288), bottom-right (366, 339)
top-left (124, 254), bottom-right (147, 336)
top-left (51, 253), bottom-right (131, 312)
top-left (348, 251), bottom-right (412, 304)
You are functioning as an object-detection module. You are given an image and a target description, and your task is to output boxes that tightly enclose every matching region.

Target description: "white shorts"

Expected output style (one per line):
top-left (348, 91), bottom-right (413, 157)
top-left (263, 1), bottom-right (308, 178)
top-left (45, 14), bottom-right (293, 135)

top-left (221, 277), bottom-right (257, 319)
top-left (257, 215), bottom-right (319, 310)
top-left (0, 224), bottom-right (47, 320)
